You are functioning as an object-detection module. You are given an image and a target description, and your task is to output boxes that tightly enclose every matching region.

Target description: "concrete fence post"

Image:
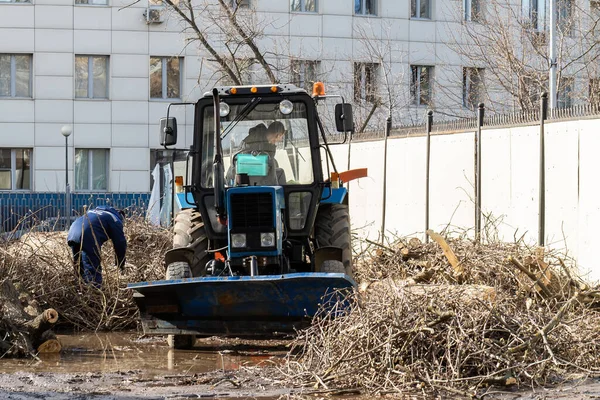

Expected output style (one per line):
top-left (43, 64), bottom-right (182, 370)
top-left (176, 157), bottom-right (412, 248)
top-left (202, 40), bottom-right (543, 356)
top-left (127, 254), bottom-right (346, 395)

top-left (539, 92), bottom-right (548, 246)
top-left (475, 103), bottom-right (485, 242)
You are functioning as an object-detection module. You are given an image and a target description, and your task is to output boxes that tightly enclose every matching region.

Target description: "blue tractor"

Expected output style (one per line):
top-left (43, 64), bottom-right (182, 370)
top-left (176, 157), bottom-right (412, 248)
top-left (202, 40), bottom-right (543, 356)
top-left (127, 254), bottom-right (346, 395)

top-left (128, 83), bottom-right (365, 348)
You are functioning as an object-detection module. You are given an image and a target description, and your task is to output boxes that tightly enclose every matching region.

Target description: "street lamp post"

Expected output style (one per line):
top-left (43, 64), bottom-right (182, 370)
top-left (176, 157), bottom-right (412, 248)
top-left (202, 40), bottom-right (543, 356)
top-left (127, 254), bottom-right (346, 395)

top-left (61, 125), bottom-right (72, 230)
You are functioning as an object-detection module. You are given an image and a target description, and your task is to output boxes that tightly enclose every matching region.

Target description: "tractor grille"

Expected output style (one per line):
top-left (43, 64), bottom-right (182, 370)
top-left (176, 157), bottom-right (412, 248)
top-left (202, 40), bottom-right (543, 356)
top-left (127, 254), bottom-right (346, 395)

top-left (230, 192), bottom-right (274, 229)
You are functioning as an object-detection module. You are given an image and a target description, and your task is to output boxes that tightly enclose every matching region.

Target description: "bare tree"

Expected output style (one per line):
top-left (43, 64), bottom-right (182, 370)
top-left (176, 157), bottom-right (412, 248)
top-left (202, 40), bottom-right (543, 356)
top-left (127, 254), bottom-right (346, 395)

top-left (351, 21), bottom-right (411, 132)
top-left (444, 0), bottom-right (600, 113)
top-left (149, 0), bottom-right (281, 86)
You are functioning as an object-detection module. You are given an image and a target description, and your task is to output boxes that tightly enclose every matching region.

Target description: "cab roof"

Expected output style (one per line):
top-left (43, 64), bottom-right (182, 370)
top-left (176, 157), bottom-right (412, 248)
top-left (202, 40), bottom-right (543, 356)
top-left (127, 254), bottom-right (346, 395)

top-left (203, 84), bottom-right (310, 97)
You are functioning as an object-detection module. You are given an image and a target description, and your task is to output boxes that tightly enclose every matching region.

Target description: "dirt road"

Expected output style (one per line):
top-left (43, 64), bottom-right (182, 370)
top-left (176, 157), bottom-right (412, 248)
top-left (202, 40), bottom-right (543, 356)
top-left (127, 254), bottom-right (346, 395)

top-left (0, 332), bottom-right (599, 399)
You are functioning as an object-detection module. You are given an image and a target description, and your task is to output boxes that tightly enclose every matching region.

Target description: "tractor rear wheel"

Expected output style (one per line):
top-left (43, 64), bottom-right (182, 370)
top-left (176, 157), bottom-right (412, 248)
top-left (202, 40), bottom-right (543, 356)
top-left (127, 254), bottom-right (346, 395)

top-left (171, 209), bottom-right (211, 277)
top-left (314, 204), bottom-right (353, 277)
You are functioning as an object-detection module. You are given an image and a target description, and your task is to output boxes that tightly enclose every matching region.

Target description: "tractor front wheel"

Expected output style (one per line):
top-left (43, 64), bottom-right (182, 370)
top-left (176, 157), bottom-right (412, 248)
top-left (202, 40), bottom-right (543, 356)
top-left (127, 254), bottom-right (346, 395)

top-left (167, 209), bottom-right (211, 349)
top-left (172, 209), bottom-right (211, 277)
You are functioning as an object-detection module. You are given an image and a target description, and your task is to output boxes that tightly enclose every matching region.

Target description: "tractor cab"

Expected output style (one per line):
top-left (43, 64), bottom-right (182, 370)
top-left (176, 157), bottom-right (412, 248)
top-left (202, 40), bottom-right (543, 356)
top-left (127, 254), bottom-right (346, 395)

top-left (128, 83), bottom-right (364, 345)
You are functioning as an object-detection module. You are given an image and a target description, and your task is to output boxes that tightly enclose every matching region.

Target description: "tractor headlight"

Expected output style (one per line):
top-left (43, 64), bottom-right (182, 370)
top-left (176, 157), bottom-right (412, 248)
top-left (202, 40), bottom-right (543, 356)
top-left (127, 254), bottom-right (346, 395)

top-left (231, 233), bottom-right (246, 248)
top-left (279, 100), bottom-right (293, 115)
top-left (219, 102), bottom-right (230, 117)
top-left (260, 232), bottom-right (275, 247)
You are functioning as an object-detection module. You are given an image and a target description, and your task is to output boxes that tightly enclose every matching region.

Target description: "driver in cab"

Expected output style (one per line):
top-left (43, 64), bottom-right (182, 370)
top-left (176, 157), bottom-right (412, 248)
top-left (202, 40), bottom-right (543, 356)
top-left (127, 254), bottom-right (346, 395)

top-left (227, 121), bottom-right (286, 186)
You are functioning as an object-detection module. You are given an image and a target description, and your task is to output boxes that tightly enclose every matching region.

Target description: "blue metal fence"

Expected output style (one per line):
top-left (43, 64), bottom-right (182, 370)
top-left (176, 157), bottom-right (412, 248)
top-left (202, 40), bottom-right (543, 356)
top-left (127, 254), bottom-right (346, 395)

top-left (0, 192), bottom-right (151, 233)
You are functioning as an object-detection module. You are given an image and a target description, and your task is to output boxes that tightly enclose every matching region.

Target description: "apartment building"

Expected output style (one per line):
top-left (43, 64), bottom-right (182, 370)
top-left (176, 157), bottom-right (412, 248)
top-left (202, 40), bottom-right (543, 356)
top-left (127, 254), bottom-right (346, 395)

top-left (0, 0), bottom-right (583, 196)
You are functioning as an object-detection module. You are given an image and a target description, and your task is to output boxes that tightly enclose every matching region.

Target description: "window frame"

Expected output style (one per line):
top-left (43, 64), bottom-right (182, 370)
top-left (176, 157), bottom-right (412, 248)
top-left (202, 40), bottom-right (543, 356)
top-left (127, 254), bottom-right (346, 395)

top-left (291, 0), bottom-right (317, 13)
top-left (150, 56), bottom-right (183, 100)
top-left (0, 54), bottom-right (32, 98)
top-left (411, 0), bottom-right (430, 19)
top-left (75, 0), bottom-right (109, 5)
top-left (353, 62), bottom-right (379, 103)
top-left (0, 148), bottom-right (32, 191)
top-left (410, 65), bottom-right (433, 106)
top-left (74, 55), bottom-right (109, 99)
top-left (463, 67), bottom-right (485, 109)
top-left (230, 0), bottom-right (249, 9)
top-left (589, 78), bottom-right (600, 103)
top-left (558, 76), bottom-right (574, 108)
top-left (464, 0), bottom-right (482, 22)
top-left (557, 0), bottom-right (573, 35)
top-left (354, 0), bottom-right (377, 16)
top-left (290, 59), bottom-right (320, 91)
top-left (522, 0), bottom-right (546, 31)
top-left (74, 148), bottom-right (109, 192)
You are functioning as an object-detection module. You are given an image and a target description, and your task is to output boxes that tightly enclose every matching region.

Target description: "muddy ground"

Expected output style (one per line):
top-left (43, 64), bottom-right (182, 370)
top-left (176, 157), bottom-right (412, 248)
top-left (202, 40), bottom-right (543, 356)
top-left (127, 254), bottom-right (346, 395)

top-left (0, 333), bottom-right (599, 399)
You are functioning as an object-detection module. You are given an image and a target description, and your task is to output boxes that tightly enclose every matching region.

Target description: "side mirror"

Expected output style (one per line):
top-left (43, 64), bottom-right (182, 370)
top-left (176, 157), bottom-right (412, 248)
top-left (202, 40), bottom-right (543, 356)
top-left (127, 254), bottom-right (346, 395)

top-left (335, 103), bottom-right (354, 133)
top-left (159, 117), bottom-right (178, 147)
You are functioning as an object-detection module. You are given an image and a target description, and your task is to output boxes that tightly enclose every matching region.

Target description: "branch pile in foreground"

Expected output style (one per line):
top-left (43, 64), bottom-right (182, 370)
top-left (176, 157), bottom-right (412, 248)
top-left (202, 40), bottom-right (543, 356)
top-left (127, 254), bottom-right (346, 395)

top-left (282, 234), bottom-right (600, 397)
top-left (0, 216), bottom-right (170, 332)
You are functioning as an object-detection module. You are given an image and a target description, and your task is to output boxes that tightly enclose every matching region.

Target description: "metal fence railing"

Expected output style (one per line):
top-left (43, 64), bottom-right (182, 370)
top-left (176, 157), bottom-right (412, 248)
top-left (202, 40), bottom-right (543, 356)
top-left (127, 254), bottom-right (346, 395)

top-left (341, 101), bottom-right (600, 142)
top-left (0, 192), bottom-right (151, 234)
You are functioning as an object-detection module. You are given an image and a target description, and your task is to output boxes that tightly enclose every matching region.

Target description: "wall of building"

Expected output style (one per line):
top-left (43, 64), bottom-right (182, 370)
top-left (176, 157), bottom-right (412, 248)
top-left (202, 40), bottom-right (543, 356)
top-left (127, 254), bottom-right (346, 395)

top-left (0, 0), bottom-right (472, 195)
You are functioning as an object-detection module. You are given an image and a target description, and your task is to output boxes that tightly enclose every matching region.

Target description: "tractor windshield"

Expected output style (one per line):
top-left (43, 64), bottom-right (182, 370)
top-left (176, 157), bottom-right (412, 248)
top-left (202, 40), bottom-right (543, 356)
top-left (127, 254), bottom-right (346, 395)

top-left (200, 100), bottom-right (314, 188)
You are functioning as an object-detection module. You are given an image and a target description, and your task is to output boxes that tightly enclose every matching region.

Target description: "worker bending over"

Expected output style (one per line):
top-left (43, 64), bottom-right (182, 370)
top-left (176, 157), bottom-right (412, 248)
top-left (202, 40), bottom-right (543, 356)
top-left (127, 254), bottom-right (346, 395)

top-left (67, 206), bottom-right (127, 287)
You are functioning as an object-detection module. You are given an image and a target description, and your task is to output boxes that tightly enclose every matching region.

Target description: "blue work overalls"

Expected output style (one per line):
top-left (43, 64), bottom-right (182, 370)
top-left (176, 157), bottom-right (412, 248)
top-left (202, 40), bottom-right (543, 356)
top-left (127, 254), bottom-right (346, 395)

top-left (67, 206), bottom-right (127, 287)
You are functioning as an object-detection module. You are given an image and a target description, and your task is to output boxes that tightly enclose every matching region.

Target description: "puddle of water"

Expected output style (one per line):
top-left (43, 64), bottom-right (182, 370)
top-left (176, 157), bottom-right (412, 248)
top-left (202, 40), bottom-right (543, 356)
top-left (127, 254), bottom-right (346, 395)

top-left (0, 332), bottom-right (286, 377)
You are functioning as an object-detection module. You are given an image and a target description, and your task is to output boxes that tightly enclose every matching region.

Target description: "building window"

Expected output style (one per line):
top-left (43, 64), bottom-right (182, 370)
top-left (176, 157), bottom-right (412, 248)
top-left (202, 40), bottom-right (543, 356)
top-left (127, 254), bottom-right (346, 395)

top-left (558, 77), bottom-right (574, 108)
top-left (291, 0), bottom-right (316, 12)
top-left (150, 57), bottom-right (182, 99)
top-left (411, 0), bottom-right (430, 19)
top-left (75, 55), bottom-right (109, 99)
top-left (229, 0), bottom-right (249, 9)
top-left (522, 0), bottom-right (546, 30)
top-left (0, 54), bottom-right (32, 98)
top-left (354, 63), bottom-right (379, 103)
top-left (464, 0), bottom-right (482, 21)
top-left (0, 149), bottom-right (31, 191)
top-left (355, 0), bottom-right (376, 15)
top-left (75, 149), bottom-right (109, 191)
top-left (75, 0), bottom-right (108, 5)
top-left (411, 65), bottom-right (433, 106)
top-left (592, 1), bottom-right (600, 35)
top-left (0, 0), bottom-right (30, 3)
top-left (463, 68), bottom-right (484, 108)
top-left (589, 78), bottom-right (600, 103)
top-left (291, 60), bottom-right (320, 91)
top-left (558, 0), bottom-right (573, 34)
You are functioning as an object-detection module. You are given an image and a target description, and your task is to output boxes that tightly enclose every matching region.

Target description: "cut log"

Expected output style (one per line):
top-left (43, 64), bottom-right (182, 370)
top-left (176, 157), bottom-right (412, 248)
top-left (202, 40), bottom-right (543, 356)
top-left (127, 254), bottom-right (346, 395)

top-left (408, 237), bottom-right (422, 249)
top-left (0, 279), bottom-right (60, 357)
top-left (36, 331), bottom-right (61, 353)
top-left (37, 339), bottom-right (62, 354)
top-left (426, 230), bottom-right (463, 277)
top-left (360, 278), bottom-right (496, 304)
top-left (24, 308), bottom-right (58, 336)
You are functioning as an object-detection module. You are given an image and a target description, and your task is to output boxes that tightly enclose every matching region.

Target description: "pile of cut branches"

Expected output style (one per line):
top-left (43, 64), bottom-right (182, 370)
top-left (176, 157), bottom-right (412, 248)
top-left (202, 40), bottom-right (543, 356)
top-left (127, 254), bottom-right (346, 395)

top-left (0, 214), bottom-right (170, 331)
top-left (283, 231), bottom-right (600, 398)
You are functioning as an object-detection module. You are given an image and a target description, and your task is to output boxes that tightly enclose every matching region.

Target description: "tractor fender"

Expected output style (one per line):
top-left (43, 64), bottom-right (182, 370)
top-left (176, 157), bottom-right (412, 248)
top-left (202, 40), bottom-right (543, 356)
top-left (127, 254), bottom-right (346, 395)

top-left (164, 247), bottom-right (195, 271)
top-left (314, 246), bottom-right (343, 270)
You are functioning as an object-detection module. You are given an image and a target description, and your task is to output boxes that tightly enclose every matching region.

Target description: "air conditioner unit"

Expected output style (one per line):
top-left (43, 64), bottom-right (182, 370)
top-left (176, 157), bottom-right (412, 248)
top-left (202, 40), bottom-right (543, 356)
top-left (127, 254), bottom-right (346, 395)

top-left (145, 6), bottom-right (164, 24)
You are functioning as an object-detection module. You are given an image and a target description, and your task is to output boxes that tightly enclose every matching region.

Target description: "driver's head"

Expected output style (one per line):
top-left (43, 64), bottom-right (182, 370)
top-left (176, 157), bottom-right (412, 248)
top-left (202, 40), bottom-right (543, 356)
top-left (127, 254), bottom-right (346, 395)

top-left (267, 121), bottom-right (285, 144)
